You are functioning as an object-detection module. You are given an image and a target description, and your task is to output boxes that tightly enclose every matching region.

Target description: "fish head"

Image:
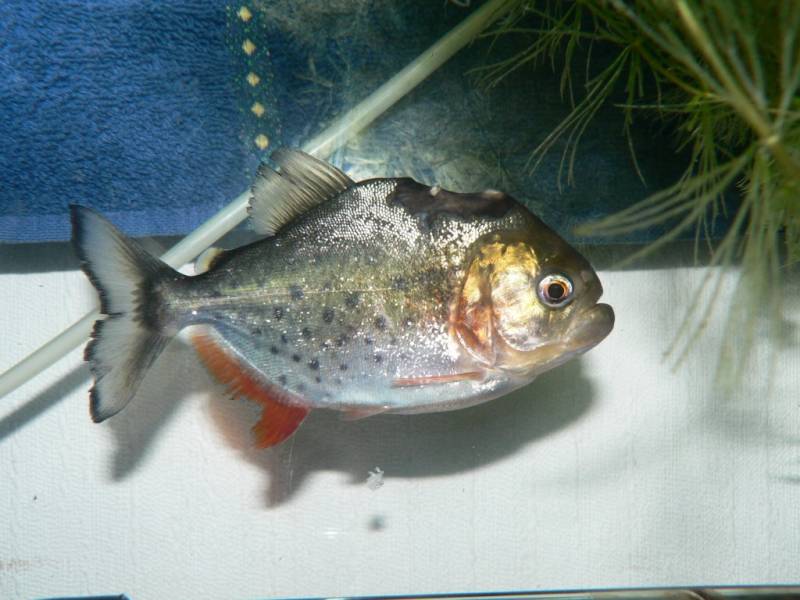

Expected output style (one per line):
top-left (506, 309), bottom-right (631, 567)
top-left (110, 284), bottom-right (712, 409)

top-left (454, 225), bottom-right (614, 378)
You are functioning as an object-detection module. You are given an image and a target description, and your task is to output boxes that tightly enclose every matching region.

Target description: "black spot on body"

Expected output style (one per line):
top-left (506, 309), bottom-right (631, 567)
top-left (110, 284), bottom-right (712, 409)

top-left (322, 307), bottom-right (335, 323)
top-left (292, 354), bottom-right (301, 362)
top-left (315, 376), bottom-right (322, 383)
top-left (281, 333), bottom-right (289, 344)
top-left (374, 316), bottom-right (387, 330)
top-left (391, 276), bottom-right (407, 291)
top-left (345, 293), bottom-right (360, 308)
top-left (289, 285), bottom-right (304, 301)
top-left (252, 327), bottom-right (263, 335)
top-left (374, 354), bottom-right (383, 364)
top-left (302, 327), bottom-right (312, 339)
top-left (269, 345), bottom-right (279, 355)
top-left (308, 358), bottom-right (320, 370)
top-left (277, 374), bottom-right (287, 385)
top-left (340, 364), bottom-right (348, 371)
top-left (273, 306), bottom-right (284, 320)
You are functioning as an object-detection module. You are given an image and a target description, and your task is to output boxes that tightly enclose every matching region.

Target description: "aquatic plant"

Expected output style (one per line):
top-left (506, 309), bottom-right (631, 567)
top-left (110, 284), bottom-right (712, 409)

top-left (480, 0), bottom-right (800, 379)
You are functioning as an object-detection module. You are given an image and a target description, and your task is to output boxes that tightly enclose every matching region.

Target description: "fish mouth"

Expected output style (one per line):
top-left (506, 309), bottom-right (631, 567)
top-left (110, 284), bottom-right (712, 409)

top-left (487, 301), bottom-right (614, 377)
top-left (565, 302), bottom-right (615, 353)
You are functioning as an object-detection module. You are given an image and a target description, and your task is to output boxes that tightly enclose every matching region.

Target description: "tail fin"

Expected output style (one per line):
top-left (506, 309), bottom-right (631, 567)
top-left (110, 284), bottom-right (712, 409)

top-left (70, 205), bottom-right (180, 422)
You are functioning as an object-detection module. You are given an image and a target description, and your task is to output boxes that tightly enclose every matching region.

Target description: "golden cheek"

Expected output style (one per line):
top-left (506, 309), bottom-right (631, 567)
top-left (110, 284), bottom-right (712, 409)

top-left (492, 268), bottom-right (537, 324)
top-left (452, 241), bottom-right (548, 363)
top-left (491, 266), bottom-right (547, 348)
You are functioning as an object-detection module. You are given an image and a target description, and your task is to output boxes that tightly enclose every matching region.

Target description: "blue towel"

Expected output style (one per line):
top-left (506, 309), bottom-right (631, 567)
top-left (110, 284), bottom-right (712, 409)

top-left (1, 2), bottom-right (260, 241)
top-left (0, 1), bottom-right (691, 244)
top-left (0, 1), bottom-right (472, 242)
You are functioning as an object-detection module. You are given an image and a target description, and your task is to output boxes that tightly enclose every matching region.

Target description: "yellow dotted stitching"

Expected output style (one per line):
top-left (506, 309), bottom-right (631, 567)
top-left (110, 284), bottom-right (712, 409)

top-left (237, 6), bottom-right (252, 22)
top-left (251, 102), bottom-right (265, 118)
top-left (236, 7), bottom-right (268, 150)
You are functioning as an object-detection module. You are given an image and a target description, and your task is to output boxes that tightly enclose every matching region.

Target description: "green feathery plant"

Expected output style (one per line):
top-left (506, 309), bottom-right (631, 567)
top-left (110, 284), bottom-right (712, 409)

top-left (479, 0), bottom-right (800, 380)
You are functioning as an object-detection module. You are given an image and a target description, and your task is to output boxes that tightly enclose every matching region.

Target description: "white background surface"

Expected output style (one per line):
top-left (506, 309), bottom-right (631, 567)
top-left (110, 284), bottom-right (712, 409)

top-left (1, 242), bottom-right (799, 600)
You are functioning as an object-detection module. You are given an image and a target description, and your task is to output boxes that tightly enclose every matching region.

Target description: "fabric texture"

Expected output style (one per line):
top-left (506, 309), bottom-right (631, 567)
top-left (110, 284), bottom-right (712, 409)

top-left (1, 1), bottom-right (260, 241)
top-left (0, 1), bottom-right (688, 244)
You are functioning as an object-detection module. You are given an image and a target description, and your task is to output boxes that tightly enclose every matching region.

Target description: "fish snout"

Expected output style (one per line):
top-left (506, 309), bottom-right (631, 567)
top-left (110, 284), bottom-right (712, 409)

top-left (567, 302), bottom-right (615, 351)
top-left (579, 268), bottom-right (604, 306)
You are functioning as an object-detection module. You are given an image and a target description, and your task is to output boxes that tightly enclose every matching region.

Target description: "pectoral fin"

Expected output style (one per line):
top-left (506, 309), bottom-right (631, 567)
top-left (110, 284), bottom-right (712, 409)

top-left (192, 333), bottom-right (309, 448)
top-left (391, 372), bottom-right (484, 388)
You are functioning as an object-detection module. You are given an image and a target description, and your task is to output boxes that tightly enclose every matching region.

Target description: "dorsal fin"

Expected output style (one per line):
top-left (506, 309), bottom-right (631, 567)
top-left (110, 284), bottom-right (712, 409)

top-left (248, 149), bottom-right (354, 236)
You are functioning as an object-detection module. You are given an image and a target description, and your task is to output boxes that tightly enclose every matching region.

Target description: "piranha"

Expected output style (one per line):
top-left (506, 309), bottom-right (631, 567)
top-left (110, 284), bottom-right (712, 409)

top-left (71, 149), bottom-right (614, 448)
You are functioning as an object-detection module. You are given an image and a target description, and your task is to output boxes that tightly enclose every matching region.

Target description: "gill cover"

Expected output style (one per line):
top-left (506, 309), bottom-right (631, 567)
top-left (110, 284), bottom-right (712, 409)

top-left (453, 232), bottom-right (589, 374)
top-left (454, 237), bottom-right (545, 366)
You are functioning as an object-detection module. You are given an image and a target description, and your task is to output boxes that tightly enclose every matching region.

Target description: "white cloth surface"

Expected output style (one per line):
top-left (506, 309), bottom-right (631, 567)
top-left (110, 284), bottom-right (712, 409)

top-left (1, 243), bottom-right (798, 600)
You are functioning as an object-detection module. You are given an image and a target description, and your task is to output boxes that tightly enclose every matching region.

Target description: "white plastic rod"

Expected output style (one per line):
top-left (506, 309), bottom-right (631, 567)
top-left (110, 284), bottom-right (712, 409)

top-left (0, 0), bottom-right (515, 400)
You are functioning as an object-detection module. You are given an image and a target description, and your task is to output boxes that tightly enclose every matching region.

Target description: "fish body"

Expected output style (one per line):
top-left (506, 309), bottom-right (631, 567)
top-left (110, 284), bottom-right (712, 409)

top-left (72, 150), bottom-right (614, 447)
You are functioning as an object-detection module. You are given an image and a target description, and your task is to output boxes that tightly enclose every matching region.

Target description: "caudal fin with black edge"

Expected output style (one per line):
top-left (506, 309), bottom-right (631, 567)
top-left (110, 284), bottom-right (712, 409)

top-left (70, 205), bottom-right (182, 422)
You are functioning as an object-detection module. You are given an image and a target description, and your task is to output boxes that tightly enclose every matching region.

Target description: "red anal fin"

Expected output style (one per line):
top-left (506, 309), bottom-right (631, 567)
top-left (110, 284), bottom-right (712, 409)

top-left (250, 401), bottom-right (309, 449)
top-left (391, 371), bottom-right (484, 388)
top-left (192, 334), bottom-right (309, 448)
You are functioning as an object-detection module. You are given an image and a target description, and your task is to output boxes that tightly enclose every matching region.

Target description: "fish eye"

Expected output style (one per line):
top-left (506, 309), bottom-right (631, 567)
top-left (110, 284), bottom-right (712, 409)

top-left (538, 274), bottom-right (574, 308)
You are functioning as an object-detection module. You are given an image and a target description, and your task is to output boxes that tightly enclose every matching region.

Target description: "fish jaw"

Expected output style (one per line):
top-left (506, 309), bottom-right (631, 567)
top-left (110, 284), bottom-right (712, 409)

top-left (462, 300), bottom-right (614, 381)
top-left (564, 302), bottom-right (615, 354)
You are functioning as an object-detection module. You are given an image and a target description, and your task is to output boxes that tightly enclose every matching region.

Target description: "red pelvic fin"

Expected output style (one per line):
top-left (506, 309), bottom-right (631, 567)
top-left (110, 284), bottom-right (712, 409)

top-left (192, 334), bottom-right (309, 448)
top-left (391, 371), bottom-right (484, 388)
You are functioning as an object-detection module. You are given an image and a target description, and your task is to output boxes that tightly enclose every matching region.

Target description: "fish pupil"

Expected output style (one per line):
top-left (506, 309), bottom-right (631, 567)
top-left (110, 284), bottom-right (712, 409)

top-left (547, 282), bottom-right (565, 301)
